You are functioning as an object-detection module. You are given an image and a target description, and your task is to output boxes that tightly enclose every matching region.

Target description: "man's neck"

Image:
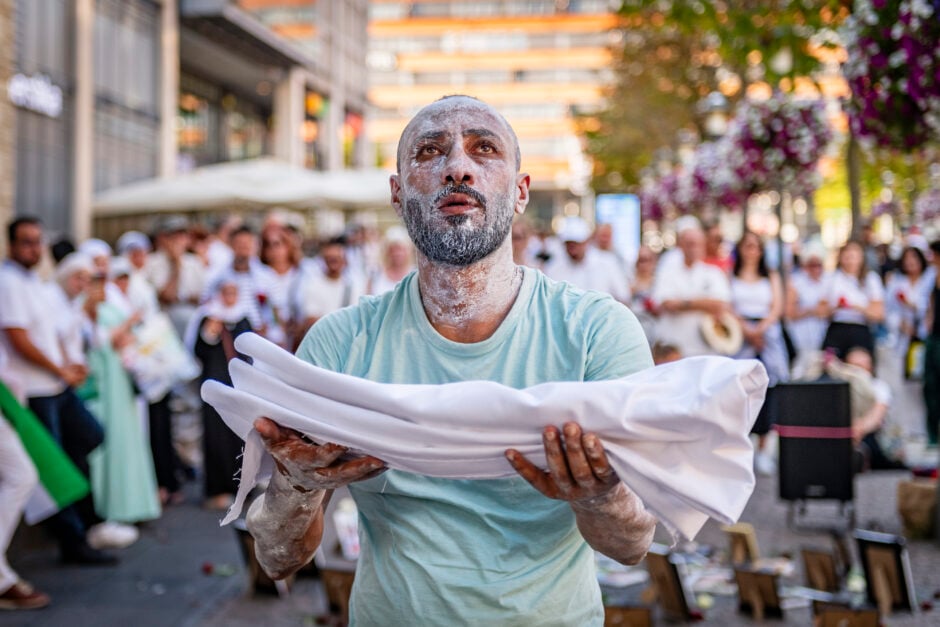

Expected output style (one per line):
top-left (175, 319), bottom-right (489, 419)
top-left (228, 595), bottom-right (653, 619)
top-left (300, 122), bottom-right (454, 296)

top-left (416, 243), bottom-right (522, 344)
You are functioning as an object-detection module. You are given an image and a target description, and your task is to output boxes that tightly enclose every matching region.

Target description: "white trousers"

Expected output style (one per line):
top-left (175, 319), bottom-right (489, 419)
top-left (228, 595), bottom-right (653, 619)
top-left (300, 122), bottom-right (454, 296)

top-left (203, 333), bottom-right (768, 540)
top-left (0, 413), bottom-right (39, 591)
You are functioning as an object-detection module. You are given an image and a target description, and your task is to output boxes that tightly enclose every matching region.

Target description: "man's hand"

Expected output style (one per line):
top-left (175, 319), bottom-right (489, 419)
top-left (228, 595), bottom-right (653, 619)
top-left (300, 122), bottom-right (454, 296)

top-left (59, 363), bottom-right (88, 387)
top-left (505, 422), bottom-right (619, 505)
top-left (254, 417), bottom-right (386, 493)
top-left (246, 418), bottom-right (386, 580)
top-left (506, 422), bottom-right (656, 565)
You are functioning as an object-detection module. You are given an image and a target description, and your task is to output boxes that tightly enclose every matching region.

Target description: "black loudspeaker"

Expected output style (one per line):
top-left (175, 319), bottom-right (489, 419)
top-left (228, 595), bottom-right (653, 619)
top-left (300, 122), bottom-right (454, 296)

top-left (775, 380), bottom-right (854, 503)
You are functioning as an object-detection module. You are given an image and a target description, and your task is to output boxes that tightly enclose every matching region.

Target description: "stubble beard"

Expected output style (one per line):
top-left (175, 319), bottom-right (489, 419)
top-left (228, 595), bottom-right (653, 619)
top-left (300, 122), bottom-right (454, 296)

top-left (402, 184), bottom-right (515, 267)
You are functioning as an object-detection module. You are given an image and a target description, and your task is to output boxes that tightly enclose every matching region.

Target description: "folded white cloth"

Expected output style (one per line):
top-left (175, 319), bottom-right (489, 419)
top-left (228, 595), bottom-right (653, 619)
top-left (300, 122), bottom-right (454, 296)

top-left (201, 333), bottom-right (767, 540)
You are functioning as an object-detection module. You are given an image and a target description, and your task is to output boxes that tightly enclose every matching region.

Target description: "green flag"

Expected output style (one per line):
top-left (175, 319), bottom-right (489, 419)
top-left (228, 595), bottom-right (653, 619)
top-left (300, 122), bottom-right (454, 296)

top-left (0, 381), bottom-right (90, 523)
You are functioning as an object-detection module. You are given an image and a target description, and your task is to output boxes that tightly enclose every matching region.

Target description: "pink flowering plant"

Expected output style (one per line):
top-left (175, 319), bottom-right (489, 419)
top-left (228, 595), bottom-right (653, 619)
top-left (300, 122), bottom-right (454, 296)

top-left (914, 188), bottom-right (940, 219)
top-left (639, 93), bottom-right (830, 220)
top-left (841, 0), bottom-right (940, 149)
top-left (723, 94), bottom-right (832, 198)
top-left (870, 197), bottom-right (903, 217)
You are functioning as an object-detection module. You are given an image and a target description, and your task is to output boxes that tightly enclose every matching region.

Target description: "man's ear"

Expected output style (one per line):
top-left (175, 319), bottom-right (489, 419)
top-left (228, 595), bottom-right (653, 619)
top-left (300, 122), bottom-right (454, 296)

top-left (514, 173), bottom-right (531, 216)
top-left (390, 174), bottom-right (403, 217)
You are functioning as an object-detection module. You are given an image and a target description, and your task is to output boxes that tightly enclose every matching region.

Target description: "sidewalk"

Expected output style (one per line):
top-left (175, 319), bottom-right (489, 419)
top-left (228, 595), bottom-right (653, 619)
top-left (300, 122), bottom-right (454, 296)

top-left (2, 463), bottom-right (938, 626)
top-left (1, 485), bottom-right (249, 627)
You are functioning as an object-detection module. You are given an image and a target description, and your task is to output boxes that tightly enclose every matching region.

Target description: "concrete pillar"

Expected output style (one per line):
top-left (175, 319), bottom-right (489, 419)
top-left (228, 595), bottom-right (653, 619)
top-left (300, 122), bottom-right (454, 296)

top-left (72, 0), bottom-right (94, 243)
top-left (325, 1), bottom-right (344, 171)
top-left (273, 66), bottom-right (305, 167)
top-left (159, 0), bottom-right (179, 178)
top-left (0, 0), bottom-right (15, 256)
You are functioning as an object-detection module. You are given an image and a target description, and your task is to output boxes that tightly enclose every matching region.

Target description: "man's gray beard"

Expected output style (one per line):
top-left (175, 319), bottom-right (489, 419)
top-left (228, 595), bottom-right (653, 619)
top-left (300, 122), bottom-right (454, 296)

top-left (402, 194), bottom-right (514, 267)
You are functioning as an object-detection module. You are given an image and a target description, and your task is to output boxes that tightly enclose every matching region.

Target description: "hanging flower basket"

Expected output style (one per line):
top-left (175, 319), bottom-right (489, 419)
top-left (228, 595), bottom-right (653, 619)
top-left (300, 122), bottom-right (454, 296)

top-left (724, 93), bottom-right (832, 198)
top-left (841, 0), bottom-right (940, 149)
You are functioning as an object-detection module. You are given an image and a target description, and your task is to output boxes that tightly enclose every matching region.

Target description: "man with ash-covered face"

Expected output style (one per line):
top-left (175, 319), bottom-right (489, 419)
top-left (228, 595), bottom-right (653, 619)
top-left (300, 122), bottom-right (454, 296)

top-left (246, 96), bottom-right (656, 624)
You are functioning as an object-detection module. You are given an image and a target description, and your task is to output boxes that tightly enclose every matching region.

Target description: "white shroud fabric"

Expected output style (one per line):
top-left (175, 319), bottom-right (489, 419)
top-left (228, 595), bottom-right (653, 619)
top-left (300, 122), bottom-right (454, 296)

top-left (201, 333), bottom-right (767, 540)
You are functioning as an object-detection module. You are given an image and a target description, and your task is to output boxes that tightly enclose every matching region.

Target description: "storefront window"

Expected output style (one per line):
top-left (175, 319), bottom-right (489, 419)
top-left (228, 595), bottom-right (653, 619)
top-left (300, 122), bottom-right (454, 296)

top-left (177, 79), bottom-right (220, 171)
top-left (177, 73), bottom-right (271, 170)
top-left (343, 110), bottom-right (363, 168)
top-left (93, 0), bottom-right (160, 192)
top-left (221, 95), bottom-right (268, 162)
top-left (304, 91), bottom-right (328, 170)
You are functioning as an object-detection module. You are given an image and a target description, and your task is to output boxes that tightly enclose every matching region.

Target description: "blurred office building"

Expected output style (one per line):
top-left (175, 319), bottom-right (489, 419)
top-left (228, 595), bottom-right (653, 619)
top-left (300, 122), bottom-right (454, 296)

top-left (250, 0), bottom-right (622, 227)
top-left (0, 0), bottom-right (368, 248)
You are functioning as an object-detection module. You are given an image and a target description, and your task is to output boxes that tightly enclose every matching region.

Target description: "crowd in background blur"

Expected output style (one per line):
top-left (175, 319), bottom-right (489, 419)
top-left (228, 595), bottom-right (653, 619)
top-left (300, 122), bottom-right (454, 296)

top-left (1, 205), bottom-right (938, 609)
top-left (523, 214), bottom-right (940, 478)
top-left (0, 211), bottom-right (415, 607)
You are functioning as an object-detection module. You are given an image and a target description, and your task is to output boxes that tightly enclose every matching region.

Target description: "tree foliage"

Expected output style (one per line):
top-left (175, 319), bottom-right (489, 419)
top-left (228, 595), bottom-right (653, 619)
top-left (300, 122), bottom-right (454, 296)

top-left (585, 0), bottom-right (846, 192)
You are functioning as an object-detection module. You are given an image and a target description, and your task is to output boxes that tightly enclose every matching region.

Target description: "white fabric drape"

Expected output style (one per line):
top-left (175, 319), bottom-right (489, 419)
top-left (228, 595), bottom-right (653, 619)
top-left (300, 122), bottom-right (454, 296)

top-left (201, 333), bottom-right (767, 540)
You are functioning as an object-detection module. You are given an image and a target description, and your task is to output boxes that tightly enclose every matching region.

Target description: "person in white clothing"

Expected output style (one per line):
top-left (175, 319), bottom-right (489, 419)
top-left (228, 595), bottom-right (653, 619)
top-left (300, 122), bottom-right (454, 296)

top-left (651, 219), bottom-right (732, 357)
top-left (367, 227), bottom-right (415, 296)
top-left (116, 231), bottom-right (159, 319)
top-left (730, 231), bottom-right (788, 475)
top-left (202, 226), bottom-right (272, 332)
top-left (206, 214), bottom-right (239, 277)
top-left (542, 216), bottom-right (630, 303)
top-left (0, 218), bottom-right (116, 565)
top-left (0, 343), bottom-right (50, 610)
top-left (785, 243), bottom-right (830, 369)
top-left (259, 224), bottom-right (302, 350)
top-left (821, 240), bottom-right (885, 361)
top-left (884, 246), bottom-right (932, 359)
top-left (50, 253), bottom-right (96, 369)
top-left (297, 237), bottom-right (364, 334)
top-left (593, 222), bottom-right (633, 283)
top-left (144, 215), bottom-right (207, 338)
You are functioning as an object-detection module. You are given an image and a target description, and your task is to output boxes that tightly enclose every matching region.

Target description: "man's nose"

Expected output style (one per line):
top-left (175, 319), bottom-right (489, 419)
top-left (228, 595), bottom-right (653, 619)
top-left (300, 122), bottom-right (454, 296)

top-left (442, 147), bottom-right (474, 185)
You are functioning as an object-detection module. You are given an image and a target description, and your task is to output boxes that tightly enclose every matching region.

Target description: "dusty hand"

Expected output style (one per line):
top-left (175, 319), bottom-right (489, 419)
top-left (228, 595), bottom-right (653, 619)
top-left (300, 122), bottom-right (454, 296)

top-left (506, 422), bottom-right (620, 506)
top-left (254, 417), bottom-right (386, 493)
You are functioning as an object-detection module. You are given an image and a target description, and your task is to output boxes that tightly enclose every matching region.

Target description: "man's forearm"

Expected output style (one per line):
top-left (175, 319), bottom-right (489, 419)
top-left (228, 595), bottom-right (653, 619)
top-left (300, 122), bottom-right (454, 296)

top-left (571, 483), bottom-right (656, 565)
top-left (246, 470), bottom-right (329, 579)
top-left (5, 328), bottom-right (62, 378)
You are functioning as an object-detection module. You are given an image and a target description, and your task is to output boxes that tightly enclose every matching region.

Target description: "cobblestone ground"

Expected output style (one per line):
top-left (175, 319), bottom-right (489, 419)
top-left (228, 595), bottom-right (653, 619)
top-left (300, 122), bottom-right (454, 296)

top-left (4, 450), bottom-right (938, 626)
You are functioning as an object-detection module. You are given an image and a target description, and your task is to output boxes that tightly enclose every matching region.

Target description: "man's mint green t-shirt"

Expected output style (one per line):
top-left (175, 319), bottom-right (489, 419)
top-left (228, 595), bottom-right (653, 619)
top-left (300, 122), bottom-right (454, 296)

top-left (296, 266), bottom-right (653, 626)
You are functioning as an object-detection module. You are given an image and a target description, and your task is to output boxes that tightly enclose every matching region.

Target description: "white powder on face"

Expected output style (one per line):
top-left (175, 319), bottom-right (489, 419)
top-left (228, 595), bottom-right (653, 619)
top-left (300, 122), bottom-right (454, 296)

top-left (394, 99), bottom-right (528, 339)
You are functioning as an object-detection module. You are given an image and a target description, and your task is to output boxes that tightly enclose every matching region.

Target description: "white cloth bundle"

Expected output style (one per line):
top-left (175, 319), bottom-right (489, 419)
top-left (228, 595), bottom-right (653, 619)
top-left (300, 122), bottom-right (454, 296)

top-left (201, 333), bottom-right (767, 540)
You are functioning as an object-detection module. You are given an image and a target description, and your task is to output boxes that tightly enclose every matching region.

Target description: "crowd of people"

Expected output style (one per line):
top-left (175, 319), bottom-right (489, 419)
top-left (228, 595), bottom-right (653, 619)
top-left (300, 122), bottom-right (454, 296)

top-left (521, 214), bottom-right (940, 476)
top-left (0, 212), bottom-right (415, 609)
top-left (1, 199), bottom-right (937, 611)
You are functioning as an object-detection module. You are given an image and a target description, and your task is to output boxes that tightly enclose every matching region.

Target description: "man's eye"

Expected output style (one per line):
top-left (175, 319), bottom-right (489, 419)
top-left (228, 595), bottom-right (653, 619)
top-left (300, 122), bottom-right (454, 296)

top-left (419, 145), bottom-right (440, 155)
top-left (478, 143), bottom-right (495, 153)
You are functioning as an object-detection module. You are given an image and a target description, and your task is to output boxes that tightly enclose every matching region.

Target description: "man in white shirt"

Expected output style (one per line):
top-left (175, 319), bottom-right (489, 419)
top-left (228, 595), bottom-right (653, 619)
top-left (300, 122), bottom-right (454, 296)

top-left (203, 226), bottom-right (271, 332)
top-left (542, 217), bottom-right (630, 303)
top-left (0, 217), bottom-right (115, 565)
top-left (651, 219), bottom-right (732, 357)
top-left (116, 230), bottom-right (159, 318)
top-left (297, 237), bottom-right (363, 334)
top-left (144, 215), bottom-right (206, 338)
top-left (593, 222), bottom-right (634, 283)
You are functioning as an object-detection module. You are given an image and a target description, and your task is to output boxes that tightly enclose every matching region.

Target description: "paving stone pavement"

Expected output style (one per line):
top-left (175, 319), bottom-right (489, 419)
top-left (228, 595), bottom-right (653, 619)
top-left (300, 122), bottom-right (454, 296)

top-left (3, 462), bottom-right (939, 626)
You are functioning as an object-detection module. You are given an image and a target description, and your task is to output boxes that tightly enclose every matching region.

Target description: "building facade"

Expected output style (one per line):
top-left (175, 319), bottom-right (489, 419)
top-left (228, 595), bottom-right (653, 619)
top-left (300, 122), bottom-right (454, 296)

top-left (0, 0), bottom-right (13, 250)
top-left (366, 0), bottom-right (622, 225)
top-left (2, 0), bottom-right (369, 244)
top-left (240, 0), bottom-right (371, 171)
